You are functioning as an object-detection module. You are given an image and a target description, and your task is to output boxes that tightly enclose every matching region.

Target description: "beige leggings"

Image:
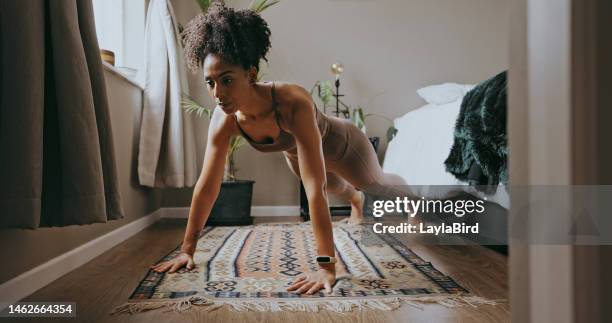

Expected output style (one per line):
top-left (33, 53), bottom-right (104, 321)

top-left (283, 116), bottom-right (409, 202)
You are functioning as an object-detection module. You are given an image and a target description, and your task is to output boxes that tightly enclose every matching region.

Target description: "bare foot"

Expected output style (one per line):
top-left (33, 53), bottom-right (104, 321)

top-left (348, 191), bottom-right (365, 225)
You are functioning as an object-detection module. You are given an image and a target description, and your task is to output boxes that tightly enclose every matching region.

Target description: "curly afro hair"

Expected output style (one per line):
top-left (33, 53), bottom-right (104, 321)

top-left (182, 1), bottom-right (272, 73)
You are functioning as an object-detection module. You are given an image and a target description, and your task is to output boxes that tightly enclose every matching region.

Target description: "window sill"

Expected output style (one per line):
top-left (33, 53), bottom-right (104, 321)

top-left (102, 61), bottom-right (144, 91)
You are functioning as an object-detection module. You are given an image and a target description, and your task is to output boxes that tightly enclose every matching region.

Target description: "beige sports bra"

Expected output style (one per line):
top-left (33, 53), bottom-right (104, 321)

top-left (233, 82), bottom-right (329, 153)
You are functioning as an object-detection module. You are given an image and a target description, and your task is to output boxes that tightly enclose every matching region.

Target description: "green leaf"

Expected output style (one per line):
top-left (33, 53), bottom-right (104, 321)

top-left (350, 106), bottom-right (366, 131)
top-left (229, 136), bottom-right (246, 155)
top-left (181, 94), bottom-right (212, 118)
top-left (195, 0), bottom-right (212, 12)
top-left (249, 0), bottom-right (280, 13)
top-left (318, 81), bottom-right (334, 106)
top-left (386, 126), bottom-right (398, 143)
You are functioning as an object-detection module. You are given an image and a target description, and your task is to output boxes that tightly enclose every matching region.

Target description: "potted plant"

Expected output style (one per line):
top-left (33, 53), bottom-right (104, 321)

top-left (310, 80), bottom-right (398, 148)
top-left (183, 97), bottom-right (255, 226)
top-left (181, 0), bottom-right (280, 226)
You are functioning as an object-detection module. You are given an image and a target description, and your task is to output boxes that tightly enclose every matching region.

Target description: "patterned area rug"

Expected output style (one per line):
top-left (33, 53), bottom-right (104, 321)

top-left (112, 222), bottom-right (497, 314)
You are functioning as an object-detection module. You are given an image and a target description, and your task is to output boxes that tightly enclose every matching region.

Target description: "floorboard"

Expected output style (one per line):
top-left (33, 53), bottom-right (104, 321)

top-left (12, 217), bottom-right (509, 323)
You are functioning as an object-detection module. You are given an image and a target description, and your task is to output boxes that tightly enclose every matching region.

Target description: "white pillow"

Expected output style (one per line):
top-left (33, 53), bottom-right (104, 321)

top-left (417, 83), bottom-right (475, 105)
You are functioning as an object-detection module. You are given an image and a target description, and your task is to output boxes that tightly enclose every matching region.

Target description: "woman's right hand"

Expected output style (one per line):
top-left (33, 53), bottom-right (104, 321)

top-left (150, 252), bottom-right (195, 273)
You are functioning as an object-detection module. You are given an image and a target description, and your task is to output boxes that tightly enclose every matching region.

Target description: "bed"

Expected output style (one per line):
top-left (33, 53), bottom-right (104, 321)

top-left (381, 82), bottom-right (509, 247)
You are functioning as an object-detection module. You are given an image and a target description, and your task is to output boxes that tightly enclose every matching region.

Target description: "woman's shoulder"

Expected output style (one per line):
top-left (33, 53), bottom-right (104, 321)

top-left (209, 106), bottom-right (240, 138)
top-left (273, 82), bottom-right (311, 103)
top-left (273, 82), bottom-right (315, 123)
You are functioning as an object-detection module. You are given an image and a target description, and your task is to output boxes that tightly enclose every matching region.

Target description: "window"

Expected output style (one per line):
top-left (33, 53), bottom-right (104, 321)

top-left (92, 0), bottom-right (145, 77)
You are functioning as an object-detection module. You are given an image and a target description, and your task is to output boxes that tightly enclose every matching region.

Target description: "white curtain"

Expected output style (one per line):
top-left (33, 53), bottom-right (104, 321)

top-left (138, 0), bottom-right (197, 188)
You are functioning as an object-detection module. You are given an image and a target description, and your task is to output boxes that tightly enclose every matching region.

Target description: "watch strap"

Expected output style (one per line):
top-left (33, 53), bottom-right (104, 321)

top-left (316, 256), bottom-right (337, 264)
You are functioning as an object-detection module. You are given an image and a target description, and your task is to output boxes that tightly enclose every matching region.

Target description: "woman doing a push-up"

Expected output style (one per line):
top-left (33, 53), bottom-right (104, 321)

top-left (150, 2), bottom-right (407, 295)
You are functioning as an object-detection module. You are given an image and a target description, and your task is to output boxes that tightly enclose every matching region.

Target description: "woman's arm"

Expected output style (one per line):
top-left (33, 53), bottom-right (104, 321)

top-left (283, 86), bottom-right (336, 294)
top-left (151, 107), bottom-right (232, 273)
top-left (180, 107), bottom-right (232, 255)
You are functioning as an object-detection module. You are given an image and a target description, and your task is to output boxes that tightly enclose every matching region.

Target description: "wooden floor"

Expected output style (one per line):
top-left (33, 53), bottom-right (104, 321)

top-left (14, 217), bottom-right (509, 323)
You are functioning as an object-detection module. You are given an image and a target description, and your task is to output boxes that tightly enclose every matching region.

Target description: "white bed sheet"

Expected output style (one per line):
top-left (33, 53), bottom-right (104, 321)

top-left (382, 99), bottom-right (510, 209)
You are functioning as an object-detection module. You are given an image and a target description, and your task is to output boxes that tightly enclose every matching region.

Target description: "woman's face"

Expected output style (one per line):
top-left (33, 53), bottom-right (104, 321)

top-left (202, 53), bottom-right (256, 114)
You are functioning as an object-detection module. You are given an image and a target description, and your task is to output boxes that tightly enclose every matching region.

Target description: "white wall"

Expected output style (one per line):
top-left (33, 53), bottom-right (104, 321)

top-left (509, 0), bottom-right (574, 322)
top-left (164, 0), bottom-right (511, 207)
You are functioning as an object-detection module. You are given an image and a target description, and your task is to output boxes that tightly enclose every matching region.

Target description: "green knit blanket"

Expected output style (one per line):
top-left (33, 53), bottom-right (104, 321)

top-left (444, 71), bottom-right (507, 190)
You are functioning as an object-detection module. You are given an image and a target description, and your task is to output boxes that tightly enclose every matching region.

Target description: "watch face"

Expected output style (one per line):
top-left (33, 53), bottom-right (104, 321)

top-left (316, 256), bottom-right (331, 263)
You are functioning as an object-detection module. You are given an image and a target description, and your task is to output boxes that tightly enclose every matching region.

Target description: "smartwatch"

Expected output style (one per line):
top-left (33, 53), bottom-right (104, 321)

top-left (316, 256), bottom-right (337, 264)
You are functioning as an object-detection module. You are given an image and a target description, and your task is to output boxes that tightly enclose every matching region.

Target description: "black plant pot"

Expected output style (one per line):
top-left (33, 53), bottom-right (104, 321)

top-left (207, 180), bottom-right (255, 226)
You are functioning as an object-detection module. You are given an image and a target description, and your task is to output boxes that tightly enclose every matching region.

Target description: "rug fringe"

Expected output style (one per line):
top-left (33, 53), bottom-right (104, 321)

top-left (110, 295), bottom-right (504, 315)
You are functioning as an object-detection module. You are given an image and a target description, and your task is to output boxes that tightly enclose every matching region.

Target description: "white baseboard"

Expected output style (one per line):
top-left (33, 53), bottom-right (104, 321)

top-left (0, 205), bottom-right (299, 308)
top-left (161, 206), bottom-right (300, 218)
top-left (161, 207), bottom-right (190, 219)
top-left (0, 209), bottom-right (163, 309)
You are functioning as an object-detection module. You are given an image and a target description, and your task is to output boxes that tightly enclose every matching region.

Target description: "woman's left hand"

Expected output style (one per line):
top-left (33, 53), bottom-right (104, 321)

top-left (286, 267), bottom-right (335, 295)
